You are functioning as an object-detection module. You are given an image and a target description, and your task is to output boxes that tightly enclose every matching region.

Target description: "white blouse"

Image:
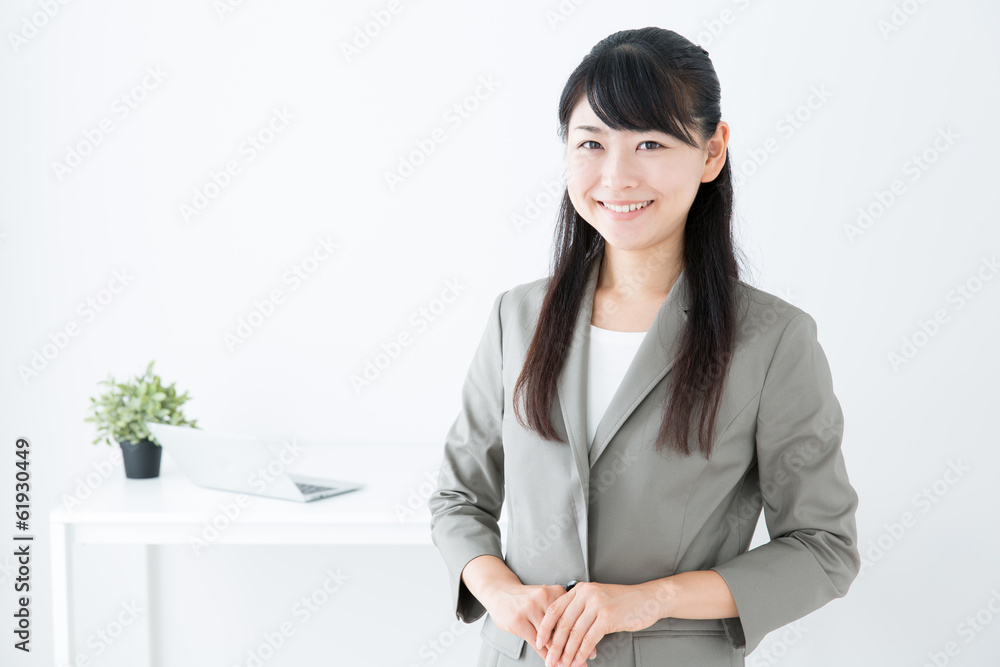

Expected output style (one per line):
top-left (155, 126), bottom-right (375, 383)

top-left (586, 324), bottom-right (648, 450)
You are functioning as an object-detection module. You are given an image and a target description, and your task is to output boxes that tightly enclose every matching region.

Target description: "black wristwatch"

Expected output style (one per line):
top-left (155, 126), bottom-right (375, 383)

top-left (562, 580), bottom-right (579, 591)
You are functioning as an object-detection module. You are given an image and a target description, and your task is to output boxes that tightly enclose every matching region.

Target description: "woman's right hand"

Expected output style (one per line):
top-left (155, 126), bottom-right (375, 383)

top-left (484, 583), bottom-right (598, 664)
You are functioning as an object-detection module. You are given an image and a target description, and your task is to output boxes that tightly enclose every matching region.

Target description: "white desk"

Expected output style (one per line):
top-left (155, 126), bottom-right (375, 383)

top-left (48, 442), bottom-right (490, 666)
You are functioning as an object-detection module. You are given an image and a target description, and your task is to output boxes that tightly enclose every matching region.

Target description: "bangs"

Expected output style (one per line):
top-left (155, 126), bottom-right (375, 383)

top-left (584, 45), bottom-right (701, 147)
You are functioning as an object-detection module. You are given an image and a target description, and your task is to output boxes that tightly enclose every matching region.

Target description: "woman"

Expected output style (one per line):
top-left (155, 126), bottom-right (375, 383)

top-left (429, 27), bottom-right (860, 667)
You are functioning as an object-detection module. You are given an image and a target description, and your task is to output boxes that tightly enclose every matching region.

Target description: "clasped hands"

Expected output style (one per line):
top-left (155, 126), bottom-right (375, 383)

top-left (486, 580), bottom-right (669, 667)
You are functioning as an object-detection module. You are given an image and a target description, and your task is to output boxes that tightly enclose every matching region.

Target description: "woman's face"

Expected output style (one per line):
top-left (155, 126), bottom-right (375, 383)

top-left (565, 96), bottom-right (728, 256)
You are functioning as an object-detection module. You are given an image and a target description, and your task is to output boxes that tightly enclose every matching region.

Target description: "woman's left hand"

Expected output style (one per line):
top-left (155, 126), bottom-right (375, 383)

top-left (534, 581), bottom-right (670, 667)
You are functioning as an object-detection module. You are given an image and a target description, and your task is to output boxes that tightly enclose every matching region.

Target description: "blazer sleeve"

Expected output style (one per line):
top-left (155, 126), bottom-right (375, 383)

top-left (710, 311), bottom-right (861, 656)
top-left (428, 289), bottom-right (509, 623)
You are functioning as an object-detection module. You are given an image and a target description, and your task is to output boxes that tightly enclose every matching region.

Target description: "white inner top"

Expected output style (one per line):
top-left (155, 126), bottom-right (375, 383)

top-left (586, 324), bottom-right (647, 451)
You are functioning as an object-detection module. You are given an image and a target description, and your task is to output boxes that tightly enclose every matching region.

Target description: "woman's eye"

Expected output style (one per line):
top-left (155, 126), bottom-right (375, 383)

top-left (638, 141), bottom-right (662, 150)
top-left (580, 140), bottom-right (601, 150)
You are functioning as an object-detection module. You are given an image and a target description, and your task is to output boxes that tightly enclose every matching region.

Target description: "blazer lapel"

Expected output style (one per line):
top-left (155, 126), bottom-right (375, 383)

top-left (588, 263), bottom-right (690, 467)
top-left (555, 245), bottom-right (691, 493)
top-left (554, 246), bottom-right (690, 578)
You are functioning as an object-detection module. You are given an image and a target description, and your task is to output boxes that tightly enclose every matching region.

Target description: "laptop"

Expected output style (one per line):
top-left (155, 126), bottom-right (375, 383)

top-left (146, 422), bottom-right (365, 502)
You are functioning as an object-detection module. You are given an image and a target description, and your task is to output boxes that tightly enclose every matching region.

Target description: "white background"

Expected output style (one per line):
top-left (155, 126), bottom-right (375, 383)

top-left (2, 0), bottom-right (999, 665)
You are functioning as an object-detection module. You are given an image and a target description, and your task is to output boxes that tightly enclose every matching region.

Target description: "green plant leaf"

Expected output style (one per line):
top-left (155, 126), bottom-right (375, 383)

top-left (86, 362), bottom-right (197, 444)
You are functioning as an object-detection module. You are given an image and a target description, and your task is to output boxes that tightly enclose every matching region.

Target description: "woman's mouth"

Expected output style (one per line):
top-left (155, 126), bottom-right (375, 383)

top-left (599, 200), bottom-right (653, 213)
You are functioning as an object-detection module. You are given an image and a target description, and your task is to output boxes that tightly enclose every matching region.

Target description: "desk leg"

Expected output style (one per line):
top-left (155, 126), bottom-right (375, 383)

top-left (144, 544), bottom-right (159, 667)
top-left (50, 521), bottom-right (72, 665)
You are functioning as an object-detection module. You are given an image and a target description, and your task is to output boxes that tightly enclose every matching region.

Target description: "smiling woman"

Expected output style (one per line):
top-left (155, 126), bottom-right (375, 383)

top-left (565, 106), bottom-right (726, 260)
top-left (429, 26), bottom-right (861, 667)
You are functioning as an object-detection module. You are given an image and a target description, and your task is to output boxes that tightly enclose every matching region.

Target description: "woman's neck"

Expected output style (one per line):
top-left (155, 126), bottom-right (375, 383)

top-left (597, 245), bottom-right (683, 302)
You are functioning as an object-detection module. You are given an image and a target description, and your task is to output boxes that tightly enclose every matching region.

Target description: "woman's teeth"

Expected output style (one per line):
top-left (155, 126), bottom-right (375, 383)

top-left (600, 200), bottom-right (652, 213)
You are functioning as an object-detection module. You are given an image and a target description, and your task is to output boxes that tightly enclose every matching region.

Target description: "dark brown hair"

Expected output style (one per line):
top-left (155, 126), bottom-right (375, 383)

top-left (512, 27), bottom-right (749, 459)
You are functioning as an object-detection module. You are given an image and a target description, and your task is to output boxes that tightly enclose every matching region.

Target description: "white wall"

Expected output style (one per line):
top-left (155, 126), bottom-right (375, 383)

top-left (2, 0), bottom-right (998, 665)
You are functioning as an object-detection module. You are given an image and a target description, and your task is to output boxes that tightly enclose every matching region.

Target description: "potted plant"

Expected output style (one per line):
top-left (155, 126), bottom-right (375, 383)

top-left (85, 360), bottom-right (199, 479)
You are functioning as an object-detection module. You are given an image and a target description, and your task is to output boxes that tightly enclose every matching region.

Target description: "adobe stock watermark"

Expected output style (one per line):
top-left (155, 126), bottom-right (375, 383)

top-left (521, 510), bottom-right (575, 566)
top-left (423, 414), bottom-right (505, 521)
top-left (586, 447), bottom-right (641, 503)
top-left (406, 619), bottom-right (473, 666)
top-left (919, 588), bottom-right (1000, 667)
top-left (544, 0), bottom-right (591, 30)
top-left (395, 467), bottom-right (445, 522)
top-left (519, 444), bottom-right (643, 566)
top-left (843, 126), bottom-right (959, 243)
top-left (74, 600), bottom-right (144, 663)
top-left (741, 287), bottom-right (799, 346)
top-left (190, 438), bottom-right (307, 555)
top-left (0, 555), bottom-right (19, 587)
top-left (384, 76), bottom-right (501, 192)
top-left (727, 414), bottom-right (841, 531)
top-left (18, 269), bottom-right (134, 385)
top-left (856, 459), bottom-right (970, 580)
top-left (350, 278), bottom-right (468, 394)
top-left (586, 243), bottom-right (678, 334)
top-left (179, 106), bottom-right (294, 223)
top-left (691, 0), bottom-right (755, 48)
top-left (732, 84), bottom-right (833, 189)
top-left (233, 566), bottom-right (350, 667)
top-left (544, 242), bottom-right (681, 358)
top-left (7, 0), bottom-right (73, 53)
top-left (887, 254), bottom-right (996, 371)
top-left (511, 170), bottom-right (565, 234)
top-left (213, 0), bottom-right (249, 20)
top-left (877, 0), bottom-right (931, 39)
top-left (224, 235), bottom-right (340, 351)
top-left (340, 0), bottom-right (407, 63)
top-left (747, 621), bottom-right (808, 667)
top-left (60, 446), bottom-right (123, 512)
top-left (51, 65), bottom-right (168, 183)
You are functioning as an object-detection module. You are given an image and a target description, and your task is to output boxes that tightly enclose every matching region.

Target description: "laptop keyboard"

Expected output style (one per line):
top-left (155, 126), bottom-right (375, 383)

top-left (295, 482), bottom-right (336, 495)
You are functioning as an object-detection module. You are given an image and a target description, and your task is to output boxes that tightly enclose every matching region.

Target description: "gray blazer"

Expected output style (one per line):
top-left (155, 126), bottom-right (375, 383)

top-left (428, 247), bottom-right (861, 666)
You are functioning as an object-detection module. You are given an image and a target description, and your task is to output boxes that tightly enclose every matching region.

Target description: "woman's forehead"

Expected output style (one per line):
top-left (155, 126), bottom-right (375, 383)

top-left (567, 95), bottom-right (700, 143)
top-left (567, 113), bottom-right (675, 138)
top-left (568, 98), bottom-right (664, 132)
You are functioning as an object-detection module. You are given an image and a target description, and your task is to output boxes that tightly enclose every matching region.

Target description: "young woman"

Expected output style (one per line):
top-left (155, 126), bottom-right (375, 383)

top-left (429, 27), bottom-right (860, 667)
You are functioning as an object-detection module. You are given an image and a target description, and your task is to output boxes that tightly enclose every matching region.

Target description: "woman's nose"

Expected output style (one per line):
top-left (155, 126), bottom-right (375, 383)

top-left (600, 150), bottom-right (640, 190)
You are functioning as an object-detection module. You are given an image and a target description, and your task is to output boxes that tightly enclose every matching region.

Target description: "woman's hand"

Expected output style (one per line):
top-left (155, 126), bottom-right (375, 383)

top-left (534, 581), bottom-right (669, 667)
top-left (484, 583), bottom-right (599, 664)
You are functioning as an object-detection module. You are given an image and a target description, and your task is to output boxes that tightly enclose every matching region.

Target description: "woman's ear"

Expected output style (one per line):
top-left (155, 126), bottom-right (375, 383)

top-left (701, 121), bottom-right (730, 183)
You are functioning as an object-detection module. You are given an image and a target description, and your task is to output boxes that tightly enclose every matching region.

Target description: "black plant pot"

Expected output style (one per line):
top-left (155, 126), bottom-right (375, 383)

top-left (118, 438), bottom-right (162, 479)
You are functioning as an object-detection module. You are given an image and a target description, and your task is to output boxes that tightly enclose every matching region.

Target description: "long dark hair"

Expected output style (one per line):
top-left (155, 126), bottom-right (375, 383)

top-left (512, 27), bottom-right (748, 459)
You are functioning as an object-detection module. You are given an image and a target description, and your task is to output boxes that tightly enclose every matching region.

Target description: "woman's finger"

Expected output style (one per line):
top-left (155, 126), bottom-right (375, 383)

top-left (535, 588), bottom-right (573, 650)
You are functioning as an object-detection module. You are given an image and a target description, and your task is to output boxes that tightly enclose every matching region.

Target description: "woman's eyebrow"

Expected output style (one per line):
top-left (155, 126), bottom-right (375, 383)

top-left (572, 125), bottom-right (673, 139)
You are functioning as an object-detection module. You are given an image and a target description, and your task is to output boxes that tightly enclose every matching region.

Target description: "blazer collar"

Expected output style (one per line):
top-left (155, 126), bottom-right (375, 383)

top-left (555, 245), bottom-right (690, 478)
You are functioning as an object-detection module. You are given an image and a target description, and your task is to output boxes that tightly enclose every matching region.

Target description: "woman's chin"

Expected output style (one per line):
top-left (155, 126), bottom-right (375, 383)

top-left (598, 232), bottom-right (647, 251)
